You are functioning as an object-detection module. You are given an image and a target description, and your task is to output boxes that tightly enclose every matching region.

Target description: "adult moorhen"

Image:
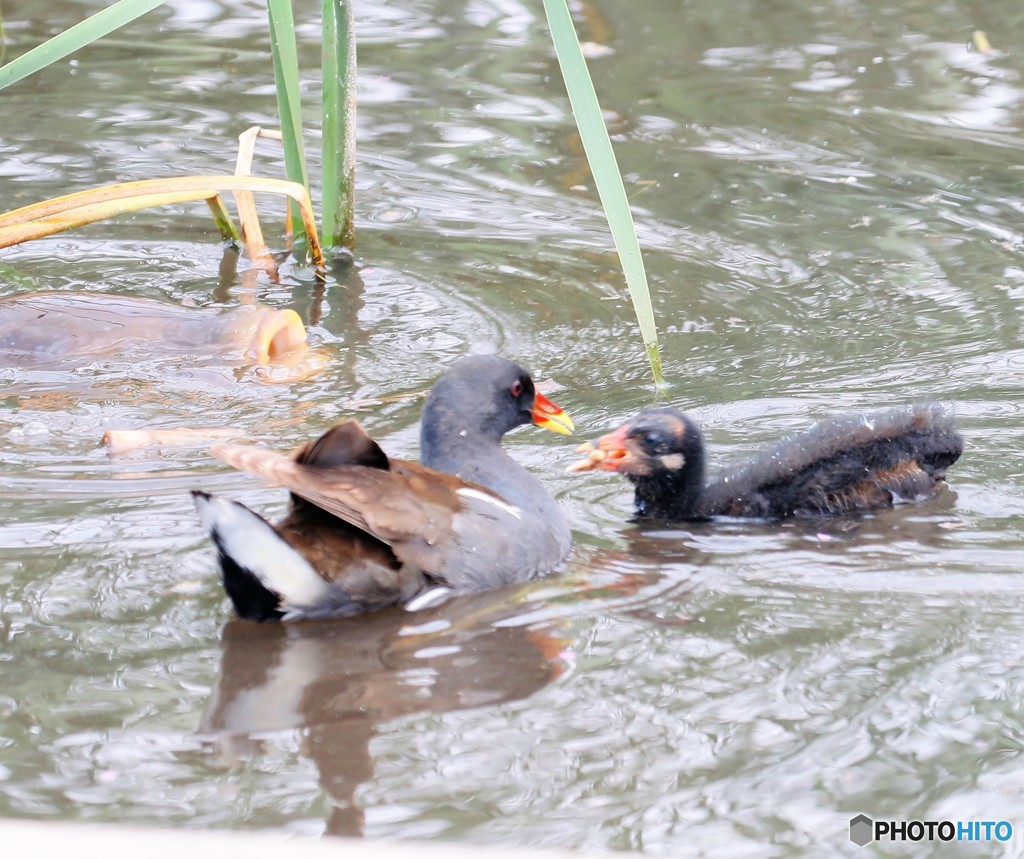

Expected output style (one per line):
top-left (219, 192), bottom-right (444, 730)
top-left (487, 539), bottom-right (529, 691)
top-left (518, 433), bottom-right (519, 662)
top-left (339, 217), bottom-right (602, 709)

top-left (570, 403), bottom-right (962, 520)
top-left (193, 355), bottom-right (574, 621)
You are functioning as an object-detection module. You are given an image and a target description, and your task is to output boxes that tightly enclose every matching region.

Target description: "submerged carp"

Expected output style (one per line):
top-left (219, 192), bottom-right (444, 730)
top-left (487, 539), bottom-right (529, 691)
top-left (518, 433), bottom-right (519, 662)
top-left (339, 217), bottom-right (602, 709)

top-left (0, 291), bottom-right (312, 368)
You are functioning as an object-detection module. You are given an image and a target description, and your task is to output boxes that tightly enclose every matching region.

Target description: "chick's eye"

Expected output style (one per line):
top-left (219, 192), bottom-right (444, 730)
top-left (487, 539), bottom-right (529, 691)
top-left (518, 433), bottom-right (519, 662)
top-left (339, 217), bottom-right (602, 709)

top-left (641, 431), bottom-right (666, 451)
top-left (510, 380), bottom-right (524, 398)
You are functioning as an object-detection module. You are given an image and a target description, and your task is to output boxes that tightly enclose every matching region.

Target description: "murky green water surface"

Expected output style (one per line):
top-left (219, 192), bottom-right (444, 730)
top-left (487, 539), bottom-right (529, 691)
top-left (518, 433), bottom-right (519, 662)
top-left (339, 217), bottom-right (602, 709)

top-left (2, 0), bottom-right (1024, 855)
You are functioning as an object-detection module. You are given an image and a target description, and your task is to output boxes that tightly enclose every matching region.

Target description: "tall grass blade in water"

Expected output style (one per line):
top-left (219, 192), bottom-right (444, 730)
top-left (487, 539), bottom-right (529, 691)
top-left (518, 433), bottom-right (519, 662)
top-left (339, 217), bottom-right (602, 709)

top-left (267, 0), bottom-right (311, 244)
top-left (0, 6), bottom-right (7, 65)
top-left (0, 0), bottom-right (168, 91)
top-left (541, 0), bottom-right (663, 384)
top-left (321, 0), bottom-right (357, 254)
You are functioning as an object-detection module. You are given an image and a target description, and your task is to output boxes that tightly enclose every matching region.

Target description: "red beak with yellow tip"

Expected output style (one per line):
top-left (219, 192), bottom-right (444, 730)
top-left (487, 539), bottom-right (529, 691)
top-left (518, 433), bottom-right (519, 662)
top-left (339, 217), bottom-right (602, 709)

top-left (531, 391), bottom-right (574, 435)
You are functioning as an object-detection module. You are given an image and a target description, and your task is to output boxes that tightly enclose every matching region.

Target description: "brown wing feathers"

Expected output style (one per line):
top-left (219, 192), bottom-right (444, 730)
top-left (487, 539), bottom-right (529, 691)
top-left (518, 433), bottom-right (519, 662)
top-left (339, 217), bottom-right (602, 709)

top-left (209, 441), bottom-right (459, 551)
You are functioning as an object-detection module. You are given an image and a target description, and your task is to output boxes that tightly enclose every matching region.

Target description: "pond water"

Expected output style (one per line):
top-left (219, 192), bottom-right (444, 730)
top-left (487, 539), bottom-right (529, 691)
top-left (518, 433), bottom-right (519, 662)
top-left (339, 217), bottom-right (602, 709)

top-left (2, 0), bottom-right (1024, 855)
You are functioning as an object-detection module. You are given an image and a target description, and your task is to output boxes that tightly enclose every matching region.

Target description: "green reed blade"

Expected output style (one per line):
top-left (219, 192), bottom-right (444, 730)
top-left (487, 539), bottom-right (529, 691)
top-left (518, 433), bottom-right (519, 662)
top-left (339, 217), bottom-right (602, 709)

top-left (0, 0), bottom-right (168, 91)
top-left (541, 0), bottom-right (664, 384)
top-left (266, 0), bottom-right (310, 241)
top-left (321, 0), bottom-right (356, 252)
top-left (0, 6), bottom-right (8, 66)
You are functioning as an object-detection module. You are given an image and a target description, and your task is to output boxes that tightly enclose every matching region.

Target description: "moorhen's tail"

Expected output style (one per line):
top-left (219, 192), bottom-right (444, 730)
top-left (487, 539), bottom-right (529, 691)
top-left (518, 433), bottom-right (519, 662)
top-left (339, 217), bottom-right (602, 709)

top-left (192, 491), bottom-right (332, 621)
top-left (702, 403), bottom-right (964, 518)
top-left (293, 420), bottom-right (391, 470)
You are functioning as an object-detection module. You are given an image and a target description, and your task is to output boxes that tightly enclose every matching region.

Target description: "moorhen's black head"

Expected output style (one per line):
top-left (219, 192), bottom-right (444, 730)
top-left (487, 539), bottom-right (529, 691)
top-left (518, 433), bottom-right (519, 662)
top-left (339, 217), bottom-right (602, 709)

top-left (569, 408), bottom-right (707, 519)
top-left (570, 408), bottom-right (703, 477)
top-left (421, 355), bottom-right (573, 455)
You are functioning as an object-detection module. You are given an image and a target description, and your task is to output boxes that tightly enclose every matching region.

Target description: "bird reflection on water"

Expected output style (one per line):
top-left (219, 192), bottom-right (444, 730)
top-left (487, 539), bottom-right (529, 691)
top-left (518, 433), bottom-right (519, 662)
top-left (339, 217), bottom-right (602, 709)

top-left (198, 591), bottom-right (572, 837)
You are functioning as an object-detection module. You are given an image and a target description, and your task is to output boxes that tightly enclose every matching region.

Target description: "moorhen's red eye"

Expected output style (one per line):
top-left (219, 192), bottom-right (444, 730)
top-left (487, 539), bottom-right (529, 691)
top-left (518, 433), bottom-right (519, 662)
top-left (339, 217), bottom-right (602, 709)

top-left (510, 380), bottom-right (524, 398)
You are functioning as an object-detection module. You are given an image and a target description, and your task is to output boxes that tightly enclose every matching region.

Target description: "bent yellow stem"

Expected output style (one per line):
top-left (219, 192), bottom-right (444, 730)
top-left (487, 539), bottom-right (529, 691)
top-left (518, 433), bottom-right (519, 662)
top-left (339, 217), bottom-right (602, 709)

top-left (234, 126), bottom-right (282, 271)
top-left (0, 175), bottom-right (325, 271)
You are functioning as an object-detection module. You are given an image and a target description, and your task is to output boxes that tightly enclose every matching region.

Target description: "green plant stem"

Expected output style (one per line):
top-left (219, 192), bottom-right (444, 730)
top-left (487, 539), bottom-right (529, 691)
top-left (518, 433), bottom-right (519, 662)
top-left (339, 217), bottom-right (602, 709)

top-left (266, 0), bottom-right (310, 242)
top-left (541, 0), bottom-right (663, 384)
top-left (321, 0), bottom-right (356, 252)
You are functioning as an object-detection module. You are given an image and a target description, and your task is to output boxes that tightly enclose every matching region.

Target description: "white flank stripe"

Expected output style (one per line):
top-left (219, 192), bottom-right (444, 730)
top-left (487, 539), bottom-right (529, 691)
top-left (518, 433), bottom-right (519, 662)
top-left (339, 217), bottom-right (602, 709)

top-left (404, 586), bottom-right (453, 612)
top-left (456, 487), bottom-right (523, 519)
